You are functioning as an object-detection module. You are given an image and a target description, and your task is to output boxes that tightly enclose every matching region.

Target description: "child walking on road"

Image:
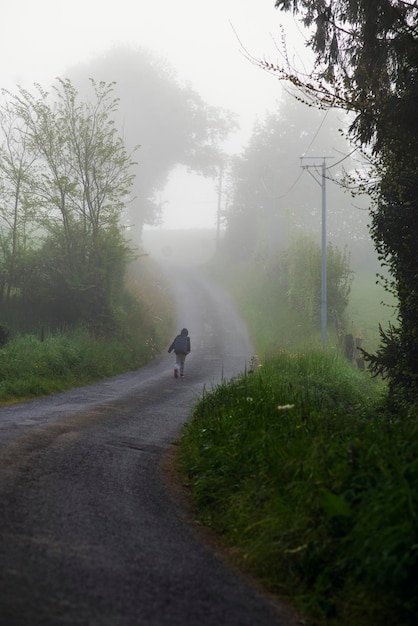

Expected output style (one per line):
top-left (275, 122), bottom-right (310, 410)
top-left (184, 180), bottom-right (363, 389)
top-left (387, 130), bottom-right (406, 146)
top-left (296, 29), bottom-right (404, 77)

top-left (168, 328), bottom-right (191, 378)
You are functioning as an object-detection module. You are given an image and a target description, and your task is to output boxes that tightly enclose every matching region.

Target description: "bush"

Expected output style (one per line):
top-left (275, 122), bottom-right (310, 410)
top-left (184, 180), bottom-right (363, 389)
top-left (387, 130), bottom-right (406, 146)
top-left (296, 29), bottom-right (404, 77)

top-left (0, 258), bottom-right (175, 402)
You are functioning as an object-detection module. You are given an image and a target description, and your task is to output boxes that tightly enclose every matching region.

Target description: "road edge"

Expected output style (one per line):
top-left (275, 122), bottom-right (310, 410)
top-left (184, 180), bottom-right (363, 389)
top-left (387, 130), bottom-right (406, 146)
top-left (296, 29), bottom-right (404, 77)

top-left (161, 442), bottom-right (304, 626)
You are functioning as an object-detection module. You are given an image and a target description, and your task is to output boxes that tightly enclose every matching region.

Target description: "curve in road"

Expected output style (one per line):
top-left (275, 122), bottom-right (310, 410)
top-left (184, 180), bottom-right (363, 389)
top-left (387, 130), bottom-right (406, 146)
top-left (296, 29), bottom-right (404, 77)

top-left (0, 266), bottom-right (297, 626)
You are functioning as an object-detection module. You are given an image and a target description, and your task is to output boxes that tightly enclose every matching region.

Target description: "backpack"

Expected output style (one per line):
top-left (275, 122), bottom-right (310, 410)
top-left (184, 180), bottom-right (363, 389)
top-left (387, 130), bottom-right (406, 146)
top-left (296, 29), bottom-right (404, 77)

top-left (173, 335), bottom-right (188, 354)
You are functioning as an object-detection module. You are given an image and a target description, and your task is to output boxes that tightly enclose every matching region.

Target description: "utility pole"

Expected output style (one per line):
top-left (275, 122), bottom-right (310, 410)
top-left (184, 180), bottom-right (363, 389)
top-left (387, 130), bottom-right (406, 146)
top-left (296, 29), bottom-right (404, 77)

top-left (216, 160), bottom-right (224, 251)
top-left (300, 156), bottom-right (334, 344)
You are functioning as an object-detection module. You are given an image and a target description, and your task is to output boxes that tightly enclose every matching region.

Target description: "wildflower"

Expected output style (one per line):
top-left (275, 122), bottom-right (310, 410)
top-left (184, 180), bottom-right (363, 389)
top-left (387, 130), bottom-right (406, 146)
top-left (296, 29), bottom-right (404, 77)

top-left (246, 397), bottom-right (253, 403)
top-left (277, 404), bottom-right (295, 411)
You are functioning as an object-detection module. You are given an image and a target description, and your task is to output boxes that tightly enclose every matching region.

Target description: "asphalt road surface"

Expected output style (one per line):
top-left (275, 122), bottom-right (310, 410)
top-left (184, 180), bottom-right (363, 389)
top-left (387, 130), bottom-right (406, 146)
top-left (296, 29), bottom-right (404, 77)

top-left (0, 266), bottom-right (297, 626)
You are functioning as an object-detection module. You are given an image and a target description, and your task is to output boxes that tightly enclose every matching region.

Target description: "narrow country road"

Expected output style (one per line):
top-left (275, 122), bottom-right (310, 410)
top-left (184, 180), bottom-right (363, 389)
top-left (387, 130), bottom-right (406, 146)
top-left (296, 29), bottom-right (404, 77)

top-left (0, 266), bottom-right (296, 626)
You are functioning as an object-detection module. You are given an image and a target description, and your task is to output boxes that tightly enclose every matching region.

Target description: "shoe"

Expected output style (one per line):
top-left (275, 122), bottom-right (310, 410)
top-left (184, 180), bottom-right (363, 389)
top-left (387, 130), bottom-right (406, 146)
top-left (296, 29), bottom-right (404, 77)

top-left (180, 374), bottom-right (184, 378)
top-left (174, 368), bottom-right (178, 378)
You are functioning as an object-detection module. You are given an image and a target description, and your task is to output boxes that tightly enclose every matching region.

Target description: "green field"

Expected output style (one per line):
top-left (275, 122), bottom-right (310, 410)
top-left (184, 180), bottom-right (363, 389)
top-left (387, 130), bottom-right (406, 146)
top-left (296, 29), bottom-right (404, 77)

top-left (345, 271), bottom-right (397, 356)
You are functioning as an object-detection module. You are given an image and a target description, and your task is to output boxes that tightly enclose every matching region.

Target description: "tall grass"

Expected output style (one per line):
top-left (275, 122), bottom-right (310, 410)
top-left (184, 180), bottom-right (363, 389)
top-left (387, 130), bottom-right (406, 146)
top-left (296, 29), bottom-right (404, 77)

top-left (0, 330), bottom-right (140, 401)
top-left (179, 350), bottom-right (417, 625)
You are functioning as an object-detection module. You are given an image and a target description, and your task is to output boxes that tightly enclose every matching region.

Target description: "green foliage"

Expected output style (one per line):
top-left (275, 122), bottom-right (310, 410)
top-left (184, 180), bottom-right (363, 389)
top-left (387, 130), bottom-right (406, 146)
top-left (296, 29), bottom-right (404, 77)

top-left (367, 156), bottom-right (418, 405)
top-left (178, 352), bottom-right (418, 624)
top-left (207, 256), bottom-right (315, 355)
top-left (0, 257), bottom-right (175, 401)
top-left (0, 79), bottom-right (137, 332)
top-left (283, 234), bottom-right (353, 325)
top-left (182, 257), bottom-right (405, 623)
top-left (18, 225), bottom-right (132, 333)
top-left (271, 0), bottom-right (418, 404)
top-left (210, 234), bottom-right (353, 355)
top-left (0, 331), bottom-right (135, 400)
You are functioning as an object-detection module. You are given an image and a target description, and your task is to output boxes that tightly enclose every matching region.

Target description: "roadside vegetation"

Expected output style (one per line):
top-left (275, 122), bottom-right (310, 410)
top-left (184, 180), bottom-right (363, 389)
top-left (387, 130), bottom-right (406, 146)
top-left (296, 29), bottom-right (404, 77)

top-left (0, 257), bottom-right (174, 403)
top-left (175, 6), bottom-right (418, 615)
top-left (176, 245), bottom-right (417, 626)
top-left (176, 2), bottom-right (418, 616)
top-left (0, 68), bottom-right (232, 404)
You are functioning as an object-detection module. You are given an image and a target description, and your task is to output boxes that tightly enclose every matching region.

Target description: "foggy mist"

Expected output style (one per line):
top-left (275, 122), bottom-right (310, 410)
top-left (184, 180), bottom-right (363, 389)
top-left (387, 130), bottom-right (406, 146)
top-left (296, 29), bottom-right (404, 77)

top-left (1, 0), bottom-right (380, 272)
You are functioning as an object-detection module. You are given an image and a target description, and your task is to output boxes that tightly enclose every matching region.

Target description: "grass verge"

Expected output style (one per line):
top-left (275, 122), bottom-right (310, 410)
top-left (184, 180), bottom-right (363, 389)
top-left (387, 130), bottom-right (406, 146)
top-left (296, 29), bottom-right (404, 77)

top-left (0, 257), bottom-right (175, 403)
top-left (178, 350), bottom-right (417, 625)
top-left (176, 258), bottom-right (416, 625)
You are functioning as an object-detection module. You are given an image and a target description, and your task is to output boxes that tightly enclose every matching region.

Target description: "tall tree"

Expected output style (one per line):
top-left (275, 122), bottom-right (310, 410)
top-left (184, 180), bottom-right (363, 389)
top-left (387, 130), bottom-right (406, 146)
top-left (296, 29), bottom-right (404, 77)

top-left (268, 0), bottom-right (418, 401)
top-left (68, 46), bottom-right (237, 237)
top-left (224, 94), bottom-right (367, 260)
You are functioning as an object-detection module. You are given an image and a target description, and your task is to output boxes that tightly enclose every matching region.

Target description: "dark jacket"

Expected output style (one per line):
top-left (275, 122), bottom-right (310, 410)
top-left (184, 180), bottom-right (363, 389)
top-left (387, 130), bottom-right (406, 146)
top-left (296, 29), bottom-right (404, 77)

top-left (168, 334), bottom-right (191, 355)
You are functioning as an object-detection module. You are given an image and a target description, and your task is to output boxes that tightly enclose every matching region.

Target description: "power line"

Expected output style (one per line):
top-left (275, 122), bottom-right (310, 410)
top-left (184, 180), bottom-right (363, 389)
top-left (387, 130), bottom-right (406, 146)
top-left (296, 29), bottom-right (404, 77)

top-left (327, 146), bottom-right (359, 169)
top-left (301, 108), bottom-right (330, 157)
top-left (275, 108), bottom-right (330, 200)
top-left (276, 168), bottom-right (305, 199)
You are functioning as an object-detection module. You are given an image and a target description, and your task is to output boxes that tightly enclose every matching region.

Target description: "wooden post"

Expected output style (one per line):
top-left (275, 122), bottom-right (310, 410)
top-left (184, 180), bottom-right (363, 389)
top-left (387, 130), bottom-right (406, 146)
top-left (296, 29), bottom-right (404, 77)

top-left (344, 334), bottom-right (354, 361)
top-left (354, 336), bottom-right (364, 370)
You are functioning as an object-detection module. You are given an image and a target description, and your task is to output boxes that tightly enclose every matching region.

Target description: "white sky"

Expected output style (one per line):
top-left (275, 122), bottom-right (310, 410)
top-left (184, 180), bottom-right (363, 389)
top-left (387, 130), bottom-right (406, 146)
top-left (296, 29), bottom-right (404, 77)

top-left (2, 0), bottom-right (309, 229)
